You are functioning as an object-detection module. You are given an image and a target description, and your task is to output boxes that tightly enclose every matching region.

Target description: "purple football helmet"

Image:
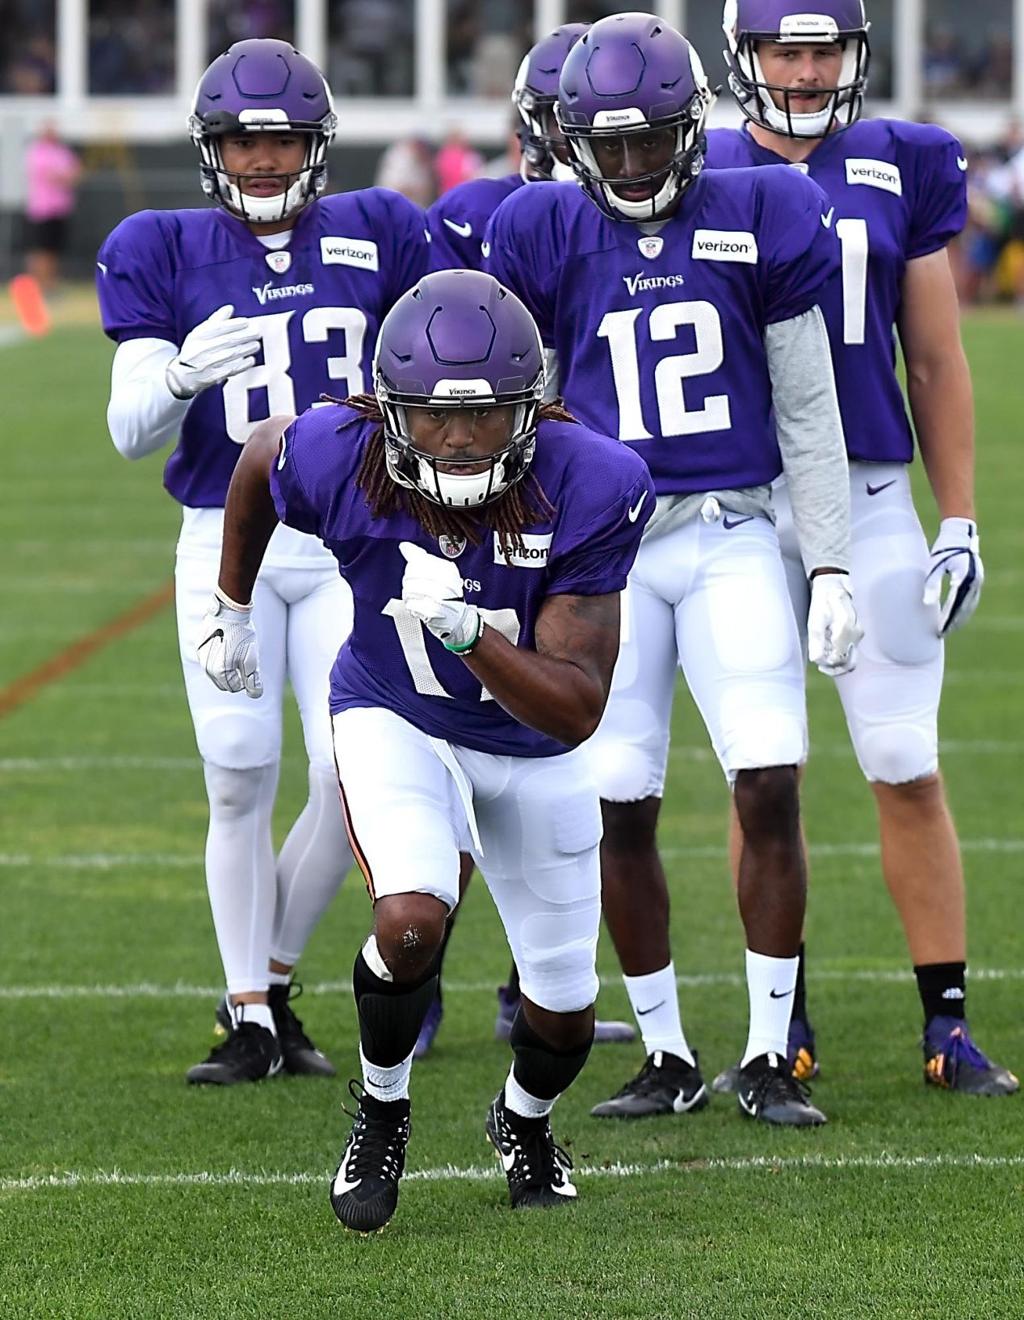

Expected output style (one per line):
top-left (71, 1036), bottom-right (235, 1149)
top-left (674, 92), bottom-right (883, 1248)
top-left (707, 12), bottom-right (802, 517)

top-left (512, 23), bottom-right (589, 182)
top-left (189, 39), bottom-right (336, 224)
top-left (374, 270), bottom-right (545, 509)
top-left (556, 13), bottom-right (715, 223)
top-left (723, 0), bottom-right (870, 138)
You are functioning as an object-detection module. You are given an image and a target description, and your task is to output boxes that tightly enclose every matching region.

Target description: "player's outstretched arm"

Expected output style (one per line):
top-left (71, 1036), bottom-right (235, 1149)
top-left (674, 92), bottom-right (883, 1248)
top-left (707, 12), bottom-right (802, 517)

top-left (899, 249), bottom-right (984, 635)
top-left (399, 543), bottom-right (619, 747)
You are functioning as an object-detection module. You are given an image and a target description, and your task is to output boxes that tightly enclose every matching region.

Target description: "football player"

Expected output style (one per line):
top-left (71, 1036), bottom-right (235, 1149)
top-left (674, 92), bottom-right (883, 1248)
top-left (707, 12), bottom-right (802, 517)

top-left (202, 269), bottom-right (654, 1232)
top-left (486, 12), bottom-right (860, 1126)
top-left (98, 39), bottom-right (431, 1084)
top-left (420, 21), bottom-right (636, 1056)
top-left (705, 0), bottom-right (1017, 1095)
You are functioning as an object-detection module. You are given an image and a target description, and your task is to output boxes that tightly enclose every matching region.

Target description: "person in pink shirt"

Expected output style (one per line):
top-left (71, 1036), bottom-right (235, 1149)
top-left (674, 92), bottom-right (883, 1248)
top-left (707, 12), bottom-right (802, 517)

top-left (434, 127), bottom-right (483, 196)
top-left (24, 123), bottom-right (82, 294)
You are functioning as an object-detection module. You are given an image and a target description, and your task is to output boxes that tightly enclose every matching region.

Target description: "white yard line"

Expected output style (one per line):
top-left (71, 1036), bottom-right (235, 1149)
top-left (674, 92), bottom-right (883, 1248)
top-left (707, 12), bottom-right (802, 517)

top-left (2, 837), bottom-right (1022, 872)
top-left (3, 1152), bottom-right (1023, 1196)
top-left (1, 965), bottom-right (1022, 1001)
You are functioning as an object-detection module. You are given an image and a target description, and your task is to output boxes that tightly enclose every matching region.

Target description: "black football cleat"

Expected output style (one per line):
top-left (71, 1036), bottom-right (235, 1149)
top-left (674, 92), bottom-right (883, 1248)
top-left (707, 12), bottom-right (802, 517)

top-left (486, 1090), bottom-right (577, 1210)
top-left (330, 1081), bottom-right (411, 1234)
top-left (186, 1020), bottom-right (282, 1085)
top-left (268, 982), bottom-right (336, 1077)
top-left (590, 1050), bottom-right (708, 1119)
top-left (736, 1051), bottom-right (826, 1126)
top-left (923, 1017), bottom-right (1019, 1096)
top-left (713, 1017), bottom-right (819, 1094)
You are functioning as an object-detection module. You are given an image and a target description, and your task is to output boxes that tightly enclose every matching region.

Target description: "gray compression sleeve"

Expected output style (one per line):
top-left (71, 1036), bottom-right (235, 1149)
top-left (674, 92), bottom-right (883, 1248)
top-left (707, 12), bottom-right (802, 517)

top-left (765, 305), bottom-right (851, 575)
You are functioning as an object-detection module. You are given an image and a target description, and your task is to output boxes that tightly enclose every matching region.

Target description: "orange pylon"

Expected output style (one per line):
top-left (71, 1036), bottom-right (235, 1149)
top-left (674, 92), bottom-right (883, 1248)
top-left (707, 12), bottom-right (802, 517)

top-left (9, 273), bottom-right (51, 336)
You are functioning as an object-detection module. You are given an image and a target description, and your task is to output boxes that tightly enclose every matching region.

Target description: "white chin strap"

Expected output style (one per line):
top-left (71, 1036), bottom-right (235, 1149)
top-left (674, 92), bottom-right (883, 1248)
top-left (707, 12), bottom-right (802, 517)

top-left (550, 158), bottom-right (577, 183)
top-left (220, 173), bottom-right (308, 223)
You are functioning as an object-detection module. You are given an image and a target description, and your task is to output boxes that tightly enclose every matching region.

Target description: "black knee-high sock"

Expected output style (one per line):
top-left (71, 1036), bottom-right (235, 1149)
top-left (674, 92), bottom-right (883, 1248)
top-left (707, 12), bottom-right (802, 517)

top-left (509, 1009), bottom-right (593, 1102)
top-left (353, 947), bottom-right (439, 1067)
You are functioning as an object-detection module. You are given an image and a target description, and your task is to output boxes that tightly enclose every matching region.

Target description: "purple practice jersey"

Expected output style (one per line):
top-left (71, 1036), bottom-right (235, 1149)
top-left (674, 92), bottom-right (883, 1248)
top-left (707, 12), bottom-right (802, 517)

top-left (427, 174), bottom-right (523, 271)
top-left (97, 190), bottom-right (430, 507)
top-left (705, 120), bottom-right (968, 465)
top-left (484, 169), bottom-right (838, 494)
top-left (270, 406), bottom-right (654, 757)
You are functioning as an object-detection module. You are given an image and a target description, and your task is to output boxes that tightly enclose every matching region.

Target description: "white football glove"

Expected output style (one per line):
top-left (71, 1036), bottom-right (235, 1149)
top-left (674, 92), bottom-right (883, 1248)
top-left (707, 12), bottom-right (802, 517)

top-left (923, 517), bottom-right (984, 636)
top-left (399, 541), bottom-right (482, 652)
top-left (807, 572), bottom-right (862, 677)
top-left (196, 588), bottom-right (263, 697)
top-left (165, 304), bottom-right (261, 400)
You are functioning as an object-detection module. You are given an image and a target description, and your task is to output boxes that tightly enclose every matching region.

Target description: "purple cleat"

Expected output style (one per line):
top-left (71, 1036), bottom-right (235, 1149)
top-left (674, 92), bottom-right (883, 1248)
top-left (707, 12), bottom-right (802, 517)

top-left (413, 995), bottom-right (444, 1059)
top-left (923, 1017), bottom-right (1019, 1095)
top-left (494, 984), bottom-right (637, 1044)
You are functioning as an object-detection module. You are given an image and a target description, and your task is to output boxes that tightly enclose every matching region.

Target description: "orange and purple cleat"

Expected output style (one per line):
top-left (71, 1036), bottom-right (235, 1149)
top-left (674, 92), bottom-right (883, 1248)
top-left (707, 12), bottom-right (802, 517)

top-left (923, 1017), bottom-right (1019, 1096)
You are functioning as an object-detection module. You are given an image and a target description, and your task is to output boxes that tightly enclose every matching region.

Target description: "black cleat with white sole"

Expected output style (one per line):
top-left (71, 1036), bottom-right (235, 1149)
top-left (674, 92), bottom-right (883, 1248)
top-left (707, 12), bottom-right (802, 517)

top-left (330, 1081), bottom-right (411, 1234)
top-left (736, 1051), bottom-right (826, 1126)
top-left (186, 1021), bottom-right (282, 1085)
top-left (485, 1090), bottom-right (577, 1210)
top-left (214, 986), bottom-right (336, 1077)
top-left (590, 1050), bottom-right (708, 1119)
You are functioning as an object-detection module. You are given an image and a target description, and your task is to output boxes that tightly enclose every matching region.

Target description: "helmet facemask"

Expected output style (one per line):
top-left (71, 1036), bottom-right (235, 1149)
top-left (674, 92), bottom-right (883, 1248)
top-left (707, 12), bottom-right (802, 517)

top-left (724, 5), bottom-right (870, 139)
top-left (375, 384), bottom-right (543, 510)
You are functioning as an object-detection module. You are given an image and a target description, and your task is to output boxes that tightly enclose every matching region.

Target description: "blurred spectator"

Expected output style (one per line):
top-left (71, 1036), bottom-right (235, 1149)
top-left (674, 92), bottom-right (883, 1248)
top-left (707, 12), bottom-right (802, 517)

top-left (208, 0), bottom-right (294, 58)
top-left (924, 27), bottom-right (969, 98)
top-left (446, 1), bottom-right (530, 97)
top-left (23, 122), bottom-right (81, 295)
top-left (89, 0), bottom-right (175, 93)
top-left (971, 32), bottom-right (1013, 99)
top-left (1, 1), bottom-right (56, 93)
top-left (434, 127), bottom-right (483, 195)
top-left (374, 136), bottom-right (436, 207)
top-left (329, 0), bottom-right (412, 96)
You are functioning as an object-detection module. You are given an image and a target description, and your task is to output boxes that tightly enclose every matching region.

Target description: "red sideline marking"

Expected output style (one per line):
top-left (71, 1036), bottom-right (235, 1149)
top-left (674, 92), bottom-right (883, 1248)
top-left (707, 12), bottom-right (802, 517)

top-left (0, 581), bottom-right (174, 719)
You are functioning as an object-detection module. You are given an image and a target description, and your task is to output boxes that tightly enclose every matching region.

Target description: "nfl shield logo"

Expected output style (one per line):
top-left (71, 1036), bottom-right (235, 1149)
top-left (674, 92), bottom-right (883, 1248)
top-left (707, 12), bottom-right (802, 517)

top-left (638, 235), bottom-right (663, 261)
top-left (438, 533), bottom-right (466, 559)
top-left (265, 249), bottom-right (292, 274)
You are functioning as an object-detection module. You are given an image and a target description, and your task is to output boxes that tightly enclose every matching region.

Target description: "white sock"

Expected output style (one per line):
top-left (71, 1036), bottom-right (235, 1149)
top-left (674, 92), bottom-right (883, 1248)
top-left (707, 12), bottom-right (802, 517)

top-left (231, 1000), bottom-right (276, 1035)
top-left (267, 969), bottom-right (291, 987)
top-left (360, 1045), bottom-right (413, 1103)
top-left (504, 1065), bottom-right (554, 1120)
top-left (623, 963), bottom-right (695, 1065)
top-left (741, 949), bottom-right (799, 1067)
top-left (203, 762), bottom-right (278, 996)
top-left (271, 765), bottom-right (353, 965)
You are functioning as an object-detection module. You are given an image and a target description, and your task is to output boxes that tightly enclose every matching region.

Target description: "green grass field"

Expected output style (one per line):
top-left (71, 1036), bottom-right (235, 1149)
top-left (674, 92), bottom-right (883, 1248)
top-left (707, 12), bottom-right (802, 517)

top-left (1, 309), bottom-right (1022, 1319)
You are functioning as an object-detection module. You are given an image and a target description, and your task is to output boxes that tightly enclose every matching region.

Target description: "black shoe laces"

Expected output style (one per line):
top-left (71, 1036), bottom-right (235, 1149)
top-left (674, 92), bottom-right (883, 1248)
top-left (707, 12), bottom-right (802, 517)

top-left (204, 1021), bottom-right (274, 1065)
top-left (613, 1054), bottom-right (689, 1099)
top-left (269, 982), bottom-right (316, 1052)
top-left (342, 1080), bottom-right (409, 1186)
top-left (745, 1061), bottom-right (813, 1110)
top-left (496, 1106), bottom-right (573, 1190)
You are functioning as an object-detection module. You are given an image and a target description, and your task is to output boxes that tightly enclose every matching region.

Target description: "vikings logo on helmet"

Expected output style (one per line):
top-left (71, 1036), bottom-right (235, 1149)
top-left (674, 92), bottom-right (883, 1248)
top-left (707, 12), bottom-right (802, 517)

top-left (189, 38), bottom-right (336, 224)
top-left (722, 0), bottom-right (871, 139)
top-left (374, 270), bottom-right (545, 509)
top-left (556, 13), bottom-right (715, 224)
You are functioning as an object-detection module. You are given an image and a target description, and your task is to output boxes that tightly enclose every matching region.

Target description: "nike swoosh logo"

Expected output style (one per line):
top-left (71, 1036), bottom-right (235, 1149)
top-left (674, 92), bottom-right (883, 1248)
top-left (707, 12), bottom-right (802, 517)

top-left (738, 1091), bottom-right (758, 1116)
top-left (96, 261), bottom-right (108, 275)
top-left (627, 490), bottom-right (648, 523)
top-left (636, 1000), bottom-right (665, 1017)
top-left (196, 629), bottom-right (223, 652)
top-left (821, 208), bottom-right (835, 229)
top-left (769, 987), bottom-right (794, 1000)
top-left (866, 480), bottom-right (896, 497)
top-left (957, 156), bottom-right (968, 172)
top-left (499, 1147), bottom-right (516, 1172)
top-left (722, 515), bottom-right (754, 529)
top-left (480, 240), bottom-right (491, 259)
top-left (332, 1151), bottom-right (361, 1197)
top-left (444, 218), bottom-right (472, 237)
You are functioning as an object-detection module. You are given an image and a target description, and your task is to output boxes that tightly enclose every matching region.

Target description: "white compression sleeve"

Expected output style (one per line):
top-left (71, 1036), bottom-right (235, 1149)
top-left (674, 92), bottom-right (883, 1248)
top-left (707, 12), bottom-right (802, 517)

top-left (766, 306), bottom-right (851, 575)
top-left (107, 337), bottom-right (191, 461)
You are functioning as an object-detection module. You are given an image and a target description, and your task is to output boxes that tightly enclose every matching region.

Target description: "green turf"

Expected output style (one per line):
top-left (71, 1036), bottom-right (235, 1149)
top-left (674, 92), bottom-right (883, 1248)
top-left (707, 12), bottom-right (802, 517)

top-left (1, 314), bottom-right (1022, 1319)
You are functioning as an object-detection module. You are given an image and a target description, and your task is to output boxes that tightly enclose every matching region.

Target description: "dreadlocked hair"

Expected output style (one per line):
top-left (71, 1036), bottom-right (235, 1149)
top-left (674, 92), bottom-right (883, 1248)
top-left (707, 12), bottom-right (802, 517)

top-left (341, 393), bottom-right (573, 557)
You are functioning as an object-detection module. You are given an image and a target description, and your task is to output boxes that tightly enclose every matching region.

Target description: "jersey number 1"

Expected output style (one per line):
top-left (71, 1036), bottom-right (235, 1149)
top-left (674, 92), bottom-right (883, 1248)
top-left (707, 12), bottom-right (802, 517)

top-left (836, 218), bottom-right (869, 346)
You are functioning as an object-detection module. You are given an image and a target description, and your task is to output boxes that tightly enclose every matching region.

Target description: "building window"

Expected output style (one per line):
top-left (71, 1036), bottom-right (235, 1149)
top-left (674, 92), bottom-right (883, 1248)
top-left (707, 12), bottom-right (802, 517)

top-left (89, 0), bottom-right (175, 94)
top-left (207, 0), bottom-right (296, 64)
top-left (328, 0), bottom-right (413, 97)
top-left (1, 0), bottom-right (56, 94)
top-left (446, 1), bottom-right (532, 98)
top-left (924, 0), bottom-right (1013, 101)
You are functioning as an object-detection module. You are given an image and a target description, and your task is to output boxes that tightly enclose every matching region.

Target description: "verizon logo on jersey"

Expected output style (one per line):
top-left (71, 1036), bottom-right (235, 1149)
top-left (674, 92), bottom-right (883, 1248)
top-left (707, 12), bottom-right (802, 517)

top-left (691, 230), bottom-right (759, 263)
top-left (493, 532), bottom-right (552, 568)
top-left (845, 158), bottom-right (902, 195)
top-left (251, 281), bottom-right (315, 306)
top-left (320, 236), bottom-right (380, 270)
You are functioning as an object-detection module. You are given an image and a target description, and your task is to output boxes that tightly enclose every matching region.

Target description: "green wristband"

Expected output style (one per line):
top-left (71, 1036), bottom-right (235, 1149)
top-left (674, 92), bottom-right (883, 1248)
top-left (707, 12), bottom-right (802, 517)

top-left (444, 616), bottom-right (484, 655)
